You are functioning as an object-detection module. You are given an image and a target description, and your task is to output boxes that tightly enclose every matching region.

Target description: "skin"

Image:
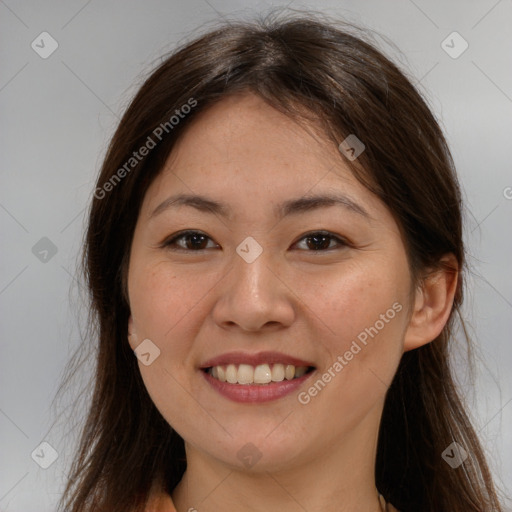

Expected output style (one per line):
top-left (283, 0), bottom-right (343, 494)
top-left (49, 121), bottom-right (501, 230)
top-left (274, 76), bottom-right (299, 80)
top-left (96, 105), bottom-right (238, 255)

top-left (127, 92), bottom-right (458, 512)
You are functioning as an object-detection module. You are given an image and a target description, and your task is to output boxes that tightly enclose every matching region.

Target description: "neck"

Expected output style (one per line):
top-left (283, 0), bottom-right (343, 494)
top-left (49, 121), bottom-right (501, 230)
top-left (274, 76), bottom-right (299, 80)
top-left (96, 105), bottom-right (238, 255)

top-left (172, 401), bottom-right (385, 512)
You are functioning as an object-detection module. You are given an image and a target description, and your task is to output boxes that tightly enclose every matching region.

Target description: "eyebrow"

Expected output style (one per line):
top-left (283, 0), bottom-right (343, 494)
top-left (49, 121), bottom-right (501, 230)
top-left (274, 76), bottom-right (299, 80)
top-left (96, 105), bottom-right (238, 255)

top-left (149, 192), bottom-right (370, 220)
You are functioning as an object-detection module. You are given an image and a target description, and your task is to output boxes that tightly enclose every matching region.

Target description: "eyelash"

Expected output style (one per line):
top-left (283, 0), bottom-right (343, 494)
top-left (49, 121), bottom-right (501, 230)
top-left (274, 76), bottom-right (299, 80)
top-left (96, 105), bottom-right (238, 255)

top-left (161, 229), bottom-right (351, 252)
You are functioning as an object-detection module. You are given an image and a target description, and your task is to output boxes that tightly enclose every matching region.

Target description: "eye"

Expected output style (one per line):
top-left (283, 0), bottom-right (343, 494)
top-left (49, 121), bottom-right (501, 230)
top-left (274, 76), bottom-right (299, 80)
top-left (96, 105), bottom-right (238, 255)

top-left (161, 229), bottom-right (350, 252)
top-left (162, 230), bottom-right (219, 251)
top-left (293, 231), bottom-right (350, 251)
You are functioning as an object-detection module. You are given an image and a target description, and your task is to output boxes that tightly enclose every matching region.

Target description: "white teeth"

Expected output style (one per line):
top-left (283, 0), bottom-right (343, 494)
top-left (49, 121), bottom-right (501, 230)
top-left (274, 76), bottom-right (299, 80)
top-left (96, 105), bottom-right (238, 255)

top-left (226, 364), bottom-right (238, 384)
top-left (237, 364), bottom-right (254, 384)
top-left (271, 363), bottom-right (285, 382)
top-left (217, 365), bottom-right (226, 382)
top-left (254, 364), bottom-right (272, 384)
top-left (208, 363), bottom-right (311, 384)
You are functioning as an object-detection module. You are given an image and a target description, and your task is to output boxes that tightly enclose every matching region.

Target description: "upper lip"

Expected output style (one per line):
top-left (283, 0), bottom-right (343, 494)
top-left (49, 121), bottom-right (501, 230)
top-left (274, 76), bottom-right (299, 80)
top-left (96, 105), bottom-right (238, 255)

top-left (200, 351), bottom-right (315, 369)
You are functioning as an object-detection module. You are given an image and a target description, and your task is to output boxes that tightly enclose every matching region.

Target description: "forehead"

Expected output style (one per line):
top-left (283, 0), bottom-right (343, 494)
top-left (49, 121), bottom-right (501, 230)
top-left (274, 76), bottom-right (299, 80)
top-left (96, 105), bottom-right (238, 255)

top-left (169, 93), bottom-right (339, 178)
top-left (140, 92), bottom-right (388, 223)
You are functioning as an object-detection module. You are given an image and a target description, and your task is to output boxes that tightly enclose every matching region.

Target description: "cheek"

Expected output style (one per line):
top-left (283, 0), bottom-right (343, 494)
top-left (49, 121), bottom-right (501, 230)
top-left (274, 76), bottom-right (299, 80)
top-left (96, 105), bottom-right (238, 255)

top-left (297, 259), bottom-right (408, 349)
top-left (129, 261), bottom-right (210, 342)
top-left (127, 262), bottom-right (214, 425)
top-left (292, 265), bottom-right (407, 430)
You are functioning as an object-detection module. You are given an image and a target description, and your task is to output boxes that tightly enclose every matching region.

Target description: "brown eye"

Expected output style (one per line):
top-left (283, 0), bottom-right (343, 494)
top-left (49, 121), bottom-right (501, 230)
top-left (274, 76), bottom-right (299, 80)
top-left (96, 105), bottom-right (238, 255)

top-left (294, 231), bottom-right (349, 251)
top-left (163, 230), bottom-right (218, 251)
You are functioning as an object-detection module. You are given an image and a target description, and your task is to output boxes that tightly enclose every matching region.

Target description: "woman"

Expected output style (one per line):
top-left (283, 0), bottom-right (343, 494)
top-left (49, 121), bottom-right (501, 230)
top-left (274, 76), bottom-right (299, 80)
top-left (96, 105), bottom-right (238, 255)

top-left (58, 13), bottom-right (504, 512)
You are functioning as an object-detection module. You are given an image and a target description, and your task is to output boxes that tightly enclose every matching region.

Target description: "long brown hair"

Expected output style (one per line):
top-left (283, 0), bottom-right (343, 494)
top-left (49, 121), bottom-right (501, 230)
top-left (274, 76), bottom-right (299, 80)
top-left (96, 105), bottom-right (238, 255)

top-left (57, 12), bottom-right (504, 512)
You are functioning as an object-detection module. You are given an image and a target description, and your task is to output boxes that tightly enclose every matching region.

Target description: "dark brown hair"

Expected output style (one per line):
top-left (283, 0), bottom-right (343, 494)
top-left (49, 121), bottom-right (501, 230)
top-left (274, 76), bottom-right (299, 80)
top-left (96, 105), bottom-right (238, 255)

top-left (57, 12), bottom-right (504, 512)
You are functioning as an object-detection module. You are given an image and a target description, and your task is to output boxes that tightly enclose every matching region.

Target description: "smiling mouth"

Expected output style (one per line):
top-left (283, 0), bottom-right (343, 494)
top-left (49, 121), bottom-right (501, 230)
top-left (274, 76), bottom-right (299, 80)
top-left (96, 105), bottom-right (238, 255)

top-left (203, 363), bottom-right (315, 385)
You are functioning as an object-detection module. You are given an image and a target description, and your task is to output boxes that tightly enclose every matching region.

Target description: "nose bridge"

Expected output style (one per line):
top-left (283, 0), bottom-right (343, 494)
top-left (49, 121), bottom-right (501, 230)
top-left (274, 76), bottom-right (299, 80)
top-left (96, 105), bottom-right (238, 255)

top-left (212, 242), bottom-right (295, 331)
top-left (231, 243), bottom-right (276, 302)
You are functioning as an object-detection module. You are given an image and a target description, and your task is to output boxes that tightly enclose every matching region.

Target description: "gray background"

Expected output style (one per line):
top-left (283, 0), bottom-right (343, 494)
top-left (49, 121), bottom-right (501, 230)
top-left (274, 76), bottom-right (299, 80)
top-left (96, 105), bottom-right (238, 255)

top-left (1, 1), bottom-right (511, 510)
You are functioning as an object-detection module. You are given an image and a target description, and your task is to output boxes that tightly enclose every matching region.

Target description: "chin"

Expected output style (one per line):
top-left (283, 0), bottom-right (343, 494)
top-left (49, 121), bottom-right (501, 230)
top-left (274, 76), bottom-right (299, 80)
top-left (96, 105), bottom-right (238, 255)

top-left (195, 429), bottom-right (311, 474)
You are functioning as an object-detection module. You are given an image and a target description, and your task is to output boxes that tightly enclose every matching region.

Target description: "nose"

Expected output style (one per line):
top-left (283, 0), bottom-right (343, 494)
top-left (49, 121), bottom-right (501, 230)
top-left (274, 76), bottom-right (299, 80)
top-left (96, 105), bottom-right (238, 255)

top-left (211, 247), bottom-right (296, 333)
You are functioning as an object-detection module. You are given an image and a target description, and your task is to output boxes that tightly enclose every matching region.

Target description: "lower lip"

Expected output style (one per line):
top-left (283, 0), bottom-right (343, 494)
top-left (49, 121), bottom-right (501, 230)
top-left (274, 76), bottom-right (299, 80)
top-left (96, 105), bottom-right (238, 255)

top-left (202, 370), bottom-right (315, 403)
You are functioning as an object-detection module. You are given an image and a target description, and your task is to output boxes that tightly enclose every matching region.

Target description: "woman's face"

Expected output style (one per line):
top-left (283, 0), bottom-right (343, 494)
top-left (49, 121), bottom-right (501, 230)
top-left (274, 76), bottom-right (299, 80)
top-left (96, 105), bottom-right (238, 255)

top-left (127, 92), bottom-right (415, 472)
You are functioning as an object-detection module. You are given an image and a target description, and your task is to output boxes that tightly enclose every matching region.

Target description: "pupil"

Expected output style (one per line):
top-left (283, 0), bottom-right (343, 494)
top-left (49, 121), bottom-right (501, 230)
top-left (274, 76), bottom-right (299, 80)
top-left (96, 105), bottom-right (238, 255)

top-left (188, 234), bottom-right (206, 250)
top-left (308, 235), bottom-right (330, 250)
